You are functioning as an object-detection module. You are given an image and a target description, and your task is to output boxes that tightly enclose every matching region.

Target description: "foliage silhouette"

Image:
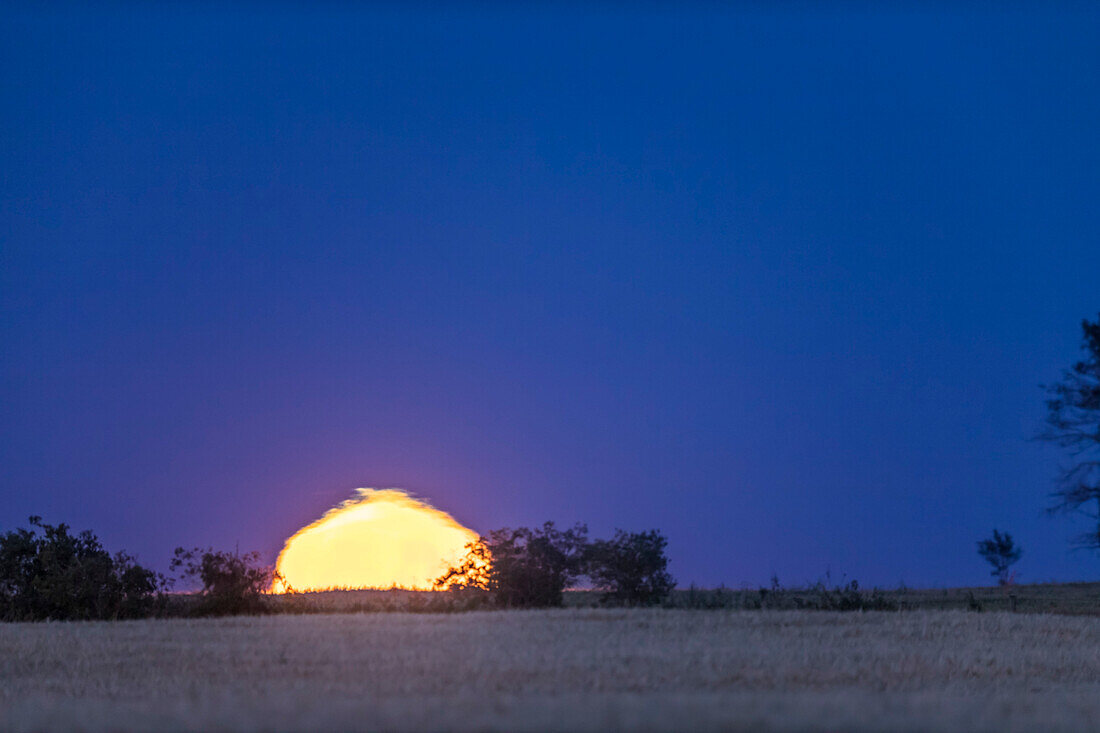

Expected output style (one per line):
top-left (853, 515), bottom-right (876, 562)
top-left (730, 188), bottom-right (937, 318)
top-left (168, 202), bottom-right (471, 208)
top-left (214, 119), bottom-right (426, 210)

top-left (668, 577), bottom-right (896, 611)
top-left (1041, 314), bottom-right (1100, 550)
top-left (436, 522), bottom-right (588, 608)
top-left (977, 529), bottom-right (1022, 586)
top-left (586, 529), bottom-right (674, 606)
top-left (170, 547), bottom-right (273, 616)
top-left (0, 516), bottom-right (163, 621)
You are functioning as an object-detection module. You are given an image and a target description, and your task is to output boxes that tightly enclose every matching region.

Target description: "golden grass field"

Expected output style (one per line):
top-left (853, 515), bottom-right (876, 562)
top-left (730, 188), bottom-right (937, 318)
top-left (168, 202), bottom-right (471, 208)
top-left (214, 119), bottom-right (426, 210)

top-left (4, 608), bottom-right (1100, 732)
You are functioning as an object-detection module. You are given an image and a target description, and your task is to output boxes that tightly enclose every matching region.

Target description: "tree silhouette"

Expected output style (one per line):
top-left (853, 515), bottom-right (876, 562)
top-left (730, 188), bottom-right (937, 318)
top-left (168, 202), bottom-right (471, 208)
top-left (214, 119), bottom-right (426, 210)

top-left (1041, 314), bottom-right (1100, 550)
top-left (977, 529), bottom-right (1022, 585)
top-left (0, 516), bottom-right (162, 621)
top-left (436, 522), bottom-right (588, 608)
top-left (586, 529), bottom-right (674, 606)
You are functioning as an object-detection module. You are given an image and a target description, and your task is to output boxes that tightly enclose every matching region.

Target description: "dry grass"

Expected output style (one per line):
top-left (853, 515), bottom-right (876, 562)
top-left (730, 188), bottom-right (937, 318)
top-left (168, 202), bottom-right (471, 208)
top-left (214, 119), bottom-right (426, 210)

top-left (3, 609), bottom-right (1100, 731)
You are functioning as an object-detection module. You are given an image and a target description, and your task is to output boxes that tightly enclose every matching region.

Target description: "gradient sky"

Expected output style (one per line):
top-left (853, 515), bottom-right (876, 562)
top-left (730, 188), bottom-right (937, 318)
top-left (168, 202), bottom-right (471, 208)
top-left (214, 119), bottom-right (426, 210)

top-left (2, 5), bottom-right (1098, 588)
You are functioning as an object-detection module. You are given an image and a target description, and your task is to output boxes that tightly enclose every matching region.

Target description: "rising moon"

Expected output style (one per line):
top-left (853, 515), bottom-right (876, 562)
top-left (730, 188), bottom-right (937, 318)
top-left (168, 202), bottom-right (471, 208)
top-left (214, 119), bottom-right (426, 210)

top-left (272, 488), bottom-right (478, 592)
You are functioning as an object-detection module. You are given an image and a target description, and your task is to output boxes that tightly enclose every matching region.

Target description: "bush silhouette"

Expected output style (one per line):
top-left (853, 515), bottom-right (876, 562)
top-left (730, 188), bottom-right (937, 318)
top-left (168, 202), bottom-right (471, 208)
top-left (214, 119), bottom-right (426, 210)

top-left (0, 516), bottom-right (163, 621)
top-left (586, 529), bottom-right (674, 606)
top-left (437, 522), bottom-right (588, 608)
top-left (170, 547), bottom-right (273, 616)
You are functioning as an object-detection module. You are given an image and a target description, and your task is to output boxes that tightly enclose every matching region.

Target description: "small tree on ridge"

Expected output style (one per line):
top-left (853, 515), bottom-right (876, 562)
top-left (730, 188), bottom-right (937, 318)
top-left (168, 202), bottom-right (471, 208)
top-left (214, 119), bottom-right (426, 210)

top-left (977, 529), bottom-right (1022, 586)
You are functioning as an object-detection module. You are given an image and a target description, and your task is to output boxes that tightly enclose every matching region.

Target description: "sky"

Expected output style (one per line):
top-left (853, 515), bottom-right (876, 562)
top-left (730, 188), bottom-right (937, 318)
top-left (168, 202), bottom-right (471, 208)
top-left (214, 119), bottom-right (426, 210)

top-left (2, 5), bottom-right (1098, 588)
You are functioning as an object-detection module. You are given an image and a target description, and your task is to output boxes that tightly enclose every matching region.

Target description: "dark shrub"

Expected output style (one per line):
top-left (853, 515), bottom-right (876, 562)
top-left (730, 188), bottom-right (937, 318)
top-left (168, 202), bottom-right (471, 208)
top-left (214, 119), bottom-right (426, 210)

top-left (437, 522), bottom-right (588, 608)
top-left (586, 529), bottom-right (674, 606)
top-left (0, 516), bottom-right (163, 621)
top-left (170, 547), bottom-right (273, 616)
top-left (804, 579), bottom-right (897, 611)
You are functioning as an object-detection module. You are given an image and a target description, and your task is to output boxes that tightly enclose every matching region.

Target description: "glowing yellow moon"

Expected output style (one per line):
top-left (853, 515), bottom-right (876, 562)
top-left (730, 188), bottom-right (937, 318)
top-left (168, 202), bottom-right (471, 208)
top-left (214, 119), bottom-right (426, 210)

top-left (272, 488), bottom-right (478, 592)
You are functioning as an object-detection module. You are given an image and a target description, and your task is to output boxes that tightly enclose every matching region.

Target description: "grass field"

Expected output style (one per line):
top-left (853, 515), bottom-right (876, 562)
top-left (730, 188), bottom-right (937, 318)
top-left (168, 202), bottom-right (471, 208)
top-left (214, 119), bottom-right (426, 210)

top-left (4, 608), bottom-right (1100, 732)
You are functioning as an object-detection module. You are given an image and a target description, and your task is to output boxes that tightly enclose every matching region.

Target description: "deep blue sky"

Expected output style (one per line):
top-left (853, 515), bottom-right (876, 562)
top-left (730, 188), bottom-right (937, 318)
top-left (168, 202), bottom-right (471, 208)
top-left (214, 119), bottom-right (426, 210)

top-left (2, 5), bottom-right (1098, 588)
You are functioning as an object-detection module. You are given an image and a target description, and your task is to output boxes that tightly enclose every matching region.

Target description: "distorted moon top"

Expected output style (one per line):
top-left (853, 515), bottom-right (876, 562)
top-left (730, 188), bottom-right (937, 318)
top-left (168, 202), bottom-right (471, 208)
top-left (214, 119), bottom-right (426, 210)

top-left (272, 488), bottom-right (478, 592)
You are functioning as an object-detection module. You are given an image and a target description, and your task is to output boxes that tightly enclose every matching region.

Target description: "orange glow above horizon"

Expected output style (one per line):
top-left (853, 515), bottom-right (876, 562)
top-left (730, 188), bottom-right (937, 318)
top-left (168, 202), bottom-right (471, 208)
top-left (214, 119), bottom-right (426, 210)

top-left (272, 488), bottom-right (478, 592)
